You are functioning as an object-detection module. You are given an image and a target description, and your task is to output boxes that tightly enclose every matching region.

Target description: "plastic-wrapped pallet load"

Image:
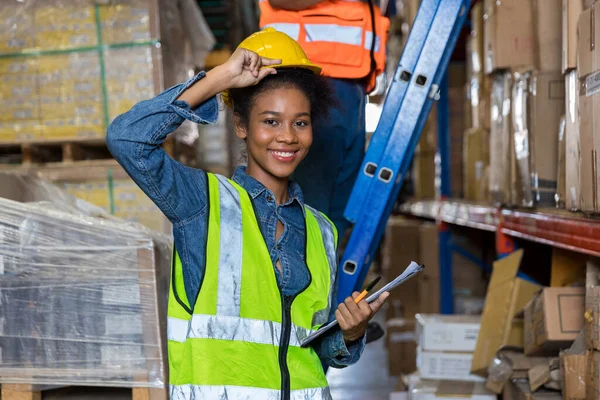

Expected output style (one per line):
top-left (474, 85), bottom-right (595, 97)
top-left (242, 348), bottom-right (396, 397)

top-left (489, 72), bottom-right (512, 205)
top-left (511, 71), bottom-right (565, 208)
top-left (0, 174), bottom-right (170, 388)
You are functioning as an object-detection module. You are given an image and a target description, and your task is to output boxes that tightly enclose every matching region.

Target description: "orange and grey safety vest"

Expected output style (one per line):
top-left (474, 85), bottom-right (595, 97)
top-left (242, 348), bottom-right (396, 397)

top-left (167, 173), bottom-right (339, 400)
top-left (258, 0), bottom-right (390, 92)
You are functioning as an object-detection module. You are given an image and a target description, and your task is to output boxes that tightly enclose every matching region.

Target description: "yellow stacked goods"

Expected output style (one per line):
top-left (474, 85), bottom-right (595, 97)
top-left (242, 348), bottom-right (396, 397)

top-left (60, 178), bottom-right (169, 233)
top-left (0, 0), bottom-right (157, 143)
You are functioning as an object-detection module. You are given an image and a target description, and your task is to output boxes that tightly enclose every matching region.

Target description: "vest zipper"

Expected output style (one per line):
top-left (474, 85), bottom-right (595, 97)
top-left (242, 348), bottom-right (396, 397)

top-left (279, 294), bottom-right (292, 400)
top-left (246, 194), bottom-right (314, 400)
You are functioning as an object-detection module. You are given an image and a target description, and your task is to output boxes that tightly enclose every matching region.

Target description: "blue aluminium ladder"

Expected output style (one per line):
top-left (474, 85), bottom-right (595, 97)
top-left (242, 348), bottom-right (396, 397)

top-left (337, 0), bottom-right (471, 305)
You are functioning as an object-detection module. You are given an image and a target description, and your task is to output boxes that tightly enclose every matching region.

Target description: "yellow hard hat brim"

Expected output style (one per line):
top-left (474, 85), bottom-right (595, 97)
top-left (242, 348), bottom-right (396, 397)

top-left (222, 27), bottom-right (322, 107)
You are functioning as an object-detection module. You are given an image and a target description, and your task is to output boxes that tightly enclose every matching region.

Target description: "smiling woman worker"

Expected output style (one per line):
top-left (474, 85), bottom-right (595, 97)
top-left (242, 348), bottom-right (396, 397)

top-left (106, 29), bottom-right (388, 400)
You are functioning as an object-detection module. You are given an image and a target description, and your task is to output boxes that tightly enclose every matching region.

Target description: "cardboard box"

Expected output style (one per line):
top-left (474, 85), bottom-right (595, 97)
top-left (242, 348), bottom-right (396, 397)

top-left (551, 248), bottom-right (586, 287)
top-left (561, 353), bottom-right (587, 400)
top-left (383, 218), bottom-right (422, 317)
top-left (485, 349), bottom-right (552, 394)
top-left (484, 0), bottom-right (534, 73)
top-left (557, 115), bottom-right (567, 208)
top-left (563, 0), bottom-right (585, 73)
top-left (413, 151), bottom-right (436, 199)
top-left (577, 4), bottom-right (600, 213)
top-left (386, 318), bottom-right (417, 376)
top-left (528, 358), bottom-right (561, 392)
top-left (470, 2), bottom-right (484, 78)
top-left (471, 250), bottom-right (543, 376)
top-left (464, 128), bottom-right (490, 201)
top-left (414, 107), bottom-right (437, 199)
top-left (489, 72), bottom-right (513, 204)
top-left (512, 71), bottom-right (565, 207)
top-left (587, 285), bottom-right (600, 350)
top-left (484, 0), bottom-right (561, 74)
top-left (411, 380), bottom-right (496, 400)
top-left (565, 71), bottom-right (581, 210)
top-left (587, 351), bottom-right (600, 400)
top-left (383, 218), bottom-right (441, 319)
top-left (416, 314), bottom-right (480, 353)
top-left (417, 350), bottom-right (485, 382)
top-left (533, 0), bottom-right (562, 71)
top-left (524, 287), bottom-right (585, 356)
top-left (503, 380), bottom-right (562, 400)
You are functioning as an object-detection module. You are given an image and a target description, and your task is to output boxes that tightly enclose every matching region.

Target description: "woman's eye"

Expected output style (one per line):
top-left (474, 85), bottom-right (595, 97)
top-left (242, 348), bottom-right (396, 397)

top-left (264, 119), bottom-right (278, 126)
top-left (295, 120), bottom-right (309, 127)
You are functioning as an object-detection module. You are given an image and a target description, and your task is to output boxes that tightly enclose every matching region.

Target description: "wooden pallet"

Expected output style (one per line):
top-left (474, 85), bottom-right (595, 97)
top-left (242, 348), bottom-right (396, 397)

top-left (0, 139), bottom-right (110, 165)
top-left (0, 384), bottom-right (167, 400)
top-left (0, 137), bottom-right (174, 166)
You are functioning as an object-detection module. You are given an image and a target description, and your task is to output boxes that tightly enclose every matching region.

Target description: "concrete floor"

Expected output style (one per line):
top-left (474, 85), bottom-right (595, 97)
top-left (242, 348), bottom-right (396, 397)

top-left (328, 312), bottom-right (397, 400)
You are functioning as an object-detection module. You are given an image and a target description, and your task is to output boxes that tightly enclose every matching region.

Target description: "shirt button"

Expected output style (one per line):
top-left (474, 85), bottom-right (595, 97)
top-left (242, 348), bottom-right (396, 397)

top-left (266, 195), bottom-right (273, 202)
top-left (276, 244), bottom-right (281, 250)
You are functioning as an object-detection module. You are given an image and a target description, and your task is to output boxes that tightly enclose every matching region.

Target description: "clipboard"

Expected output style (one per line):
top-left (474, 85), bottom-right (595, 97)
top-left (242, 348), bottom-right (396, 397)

top-left (300, 261), bottom-right (424, 348)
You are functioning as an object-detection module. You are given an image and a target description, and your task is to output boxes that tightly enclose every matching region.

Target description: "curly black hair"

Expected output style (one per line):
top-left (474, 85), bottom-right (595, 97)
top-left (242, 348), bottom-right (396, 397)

top-left (228, 68), bottom-right (337, 129)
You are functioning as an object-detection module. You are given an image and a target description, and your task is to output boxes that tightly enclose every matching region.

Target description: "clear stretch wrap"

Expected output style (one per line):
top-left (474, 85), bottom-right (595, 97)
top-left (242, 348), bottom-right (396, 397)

top-left (0, 174), bottom-right (170, 388)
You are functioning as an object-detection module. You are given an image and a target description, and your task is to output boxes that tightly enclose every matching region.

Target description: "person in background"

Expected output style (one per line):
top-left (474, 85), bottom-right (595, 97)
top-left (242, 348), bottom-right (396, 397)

top-left (259, 0), bottom-right (389, 237)
top-left (259, 0), bottom-right (390, 343)
top-left (107, 29), bottom-right (389, 400)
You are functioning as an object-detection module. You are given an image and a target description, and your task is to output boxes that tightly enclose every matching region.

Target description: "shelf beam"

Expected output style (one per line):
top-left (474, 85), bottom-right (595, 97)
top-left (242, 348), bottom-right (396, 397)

top-left (401, 199), bottom-right (600, 257)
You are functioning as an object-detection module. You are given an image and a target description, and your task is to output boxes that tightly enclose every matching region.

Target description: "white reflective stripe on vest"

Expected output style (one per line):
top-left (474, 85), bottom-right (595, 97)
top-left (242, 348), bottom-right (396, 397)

top-left (304, 24), bottom-right (363, 46)
top-left (170, 384), bottom-right (332, 400)
top-left (168, 316), bottom-right (189, 343)
top-left (364, 31), bottom-right (381, 52)
top-left (263, 23), bottom-right (300, 41)
top-left (215, 175), bottom-right (243, 317)
top-left (305, 205), bottom-right (337, 327)
top-left (167, 315), bottom-right (315, 347)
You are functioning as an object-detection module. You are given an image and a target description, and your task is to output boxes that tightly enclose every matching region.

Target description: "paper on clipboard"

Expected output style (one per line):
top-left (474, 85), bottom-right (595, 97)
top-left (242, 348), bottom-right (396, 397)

top-left (300, 261), bottom-right (424, 348)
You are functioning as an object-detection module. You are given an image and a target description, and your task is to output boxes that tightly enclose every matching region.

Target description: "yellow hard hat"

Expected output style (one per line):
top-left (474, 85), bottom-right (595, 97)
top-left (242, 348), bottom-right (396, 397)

top-left (222, 27), bottom-right (322, 107)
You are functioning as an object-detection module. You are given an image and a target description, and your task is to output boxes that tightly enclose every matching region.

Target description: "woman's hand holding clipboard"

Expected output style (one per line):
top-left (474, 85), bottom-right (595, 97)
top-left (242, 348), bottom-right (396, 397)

top-left (300, 261), bottom-right (425, 348)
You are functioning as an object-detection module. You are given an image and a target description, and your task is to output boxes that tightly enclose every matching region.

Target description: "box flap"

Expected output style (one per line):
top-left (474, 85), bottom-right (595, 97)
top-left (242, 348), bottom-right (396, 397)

top-left (490, 250), bottom-right (524, 289)
top-left (528, 362), bottom-right (550, 391)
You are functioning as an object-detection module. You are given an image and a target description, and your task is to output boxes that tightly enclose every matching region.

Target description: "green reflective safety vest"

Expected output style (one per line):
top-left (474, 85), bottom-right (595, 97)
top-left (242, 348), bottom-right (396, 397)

top-left (167, 173), bottom-right (339, 400)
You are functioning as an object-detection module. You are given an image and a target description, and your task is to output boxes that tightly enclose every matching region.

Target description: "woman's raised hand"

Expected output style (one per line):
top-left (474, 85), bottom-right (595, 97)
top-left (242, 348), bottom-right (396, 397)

top-left (220, 48), bottom-right (282, 89)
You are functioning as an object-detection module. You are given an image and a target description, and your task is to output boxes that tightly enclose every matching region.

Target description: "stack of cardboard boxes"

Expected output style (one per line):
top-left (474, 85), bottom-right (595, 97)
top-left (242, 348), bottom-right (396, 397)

top-left (572, 1), bottom-right (600, 213)
top-left (585, 260), bottom-right (600, 397)
top-left (464, 3), bottom-right (491, 202)
top-left (383, 217), bottom-right (488, 377)
top-left (481, 0), bottom-right (565, 207)
top-left (462, 248), bottom-right (587, 399)
top-left (390, 314), bottom-right (497, 400)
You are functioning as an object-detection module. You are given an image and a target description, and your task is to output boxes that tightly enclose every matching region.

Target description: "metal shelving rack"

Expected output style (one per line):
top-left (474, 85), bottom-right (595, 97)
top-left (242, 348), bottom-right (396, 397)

top-left (401, 199), bottom-right (600, 299)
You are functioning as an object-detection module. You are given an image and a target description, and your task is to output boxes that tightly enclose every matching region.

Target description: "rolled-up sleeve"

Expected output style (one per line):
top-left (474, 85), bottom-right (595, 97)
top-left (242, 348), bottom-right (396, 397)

top-left (106, 72), bottom-right (219, 224)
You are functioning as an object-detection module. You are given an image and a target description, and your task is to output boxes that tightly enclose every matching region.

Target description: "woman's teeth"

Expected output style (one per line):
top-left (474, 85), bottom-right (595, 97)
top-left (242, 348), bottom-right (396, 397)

top-left (272, 151), bottom-right (294, 157)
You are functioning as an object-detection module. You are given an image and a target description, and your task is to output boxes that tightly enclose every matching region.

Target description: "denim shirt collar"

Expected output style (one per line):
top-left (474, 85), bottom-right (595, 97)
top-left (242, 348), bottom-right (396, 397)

top-left (232, 166), bottom-right (305, 208)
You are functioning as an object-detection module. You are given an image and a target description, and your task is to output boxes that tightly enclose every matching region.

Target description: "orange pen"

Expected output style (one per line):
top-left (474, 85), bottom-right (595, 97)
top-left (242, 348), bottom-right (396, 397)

top-left (354, 275), bottom-right (381, 304)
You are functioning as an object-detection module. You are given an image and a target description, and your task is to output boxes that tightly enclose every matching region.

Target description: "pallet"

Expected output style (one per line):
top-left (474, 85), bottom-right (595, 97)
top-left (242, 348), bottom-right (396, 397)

top-left (0, 139), bottom-right (111, 165)
top-left (0, 384), bottom-right (167, 400)
top-left (0, 137), bottom-right (174, 166)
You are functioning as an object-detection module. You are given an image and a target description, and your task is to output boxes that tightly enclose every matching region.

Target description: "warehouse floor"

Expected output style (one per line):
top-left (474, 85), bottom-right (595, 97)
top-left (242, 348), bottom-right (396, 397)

top-left (329, 312), bottom-right (397, 400)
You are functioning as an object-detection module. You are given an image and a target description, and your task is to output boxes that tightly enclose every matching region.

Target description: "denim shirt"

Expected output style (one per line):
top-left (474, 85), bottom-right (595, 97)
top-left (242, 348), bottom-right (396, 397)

top-left (106, 71), bottom-right (365, 368)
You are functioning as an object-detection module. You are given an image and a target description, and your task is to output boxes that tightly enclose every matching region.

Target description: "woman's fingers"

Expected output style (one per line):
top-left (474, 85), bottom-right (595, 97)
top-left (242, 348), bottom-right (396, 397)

top-left (260, 56), bottom-right (282, 66)
top-left (369, 291), bottom-right (390, 313)
top-left (335, 309), bottom-right (348, 330)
